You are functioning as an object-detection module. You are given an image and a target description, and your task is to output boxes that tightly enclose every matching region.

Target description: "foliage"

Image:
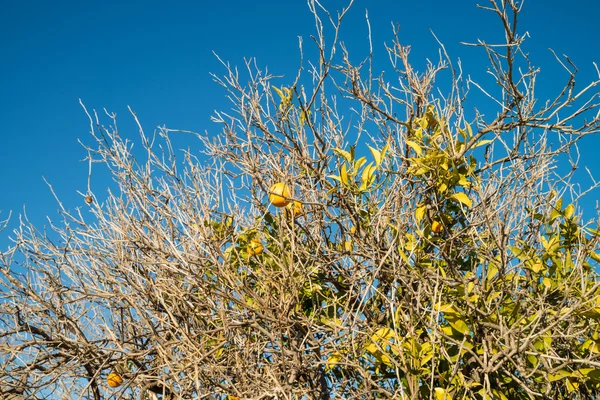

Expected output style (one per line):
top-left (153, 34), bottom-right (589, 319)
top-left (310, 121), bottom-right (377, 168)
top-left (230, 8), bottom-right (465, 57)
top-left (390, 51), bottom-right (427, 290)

top-left (2, 1), bottom-right (600, 399)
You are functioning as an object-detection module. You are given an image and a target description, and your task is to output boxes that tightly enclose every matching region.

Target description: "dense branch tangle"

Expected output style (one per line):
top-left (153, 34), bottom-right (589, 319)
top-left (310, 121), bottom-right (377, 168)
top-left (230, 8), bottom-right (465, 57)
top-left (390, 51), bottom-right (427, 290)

top-left (2, 0), bottom-right (600, 399)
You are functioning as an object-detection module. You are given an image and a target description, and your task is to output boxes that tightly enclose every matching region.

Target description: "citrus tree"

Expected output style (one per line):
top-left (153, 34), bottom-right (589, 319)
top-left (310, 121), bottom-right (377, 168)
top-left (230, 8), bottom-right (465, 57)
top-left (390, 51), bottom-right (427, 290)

top-left (2, 1), bottom-right (600, 399)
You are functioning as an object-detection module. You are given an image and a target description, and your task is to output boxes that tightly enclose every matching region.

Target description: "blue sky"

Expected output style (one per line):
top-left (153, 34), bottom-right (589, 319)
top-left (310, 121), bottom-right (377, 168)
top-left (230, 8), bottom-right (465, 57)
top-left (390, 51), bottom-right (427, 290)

top-left (1, 0), bottom-right (599, 249)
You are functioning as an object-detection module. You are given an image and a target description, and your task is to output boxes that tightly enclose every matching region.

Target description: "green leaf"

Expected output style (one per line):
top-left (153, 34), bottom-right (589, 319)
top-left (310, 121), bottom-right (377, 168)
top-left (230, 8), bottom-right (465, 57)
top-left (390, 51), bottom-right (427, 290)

top-left (451, 192), bottom-right (473, 208)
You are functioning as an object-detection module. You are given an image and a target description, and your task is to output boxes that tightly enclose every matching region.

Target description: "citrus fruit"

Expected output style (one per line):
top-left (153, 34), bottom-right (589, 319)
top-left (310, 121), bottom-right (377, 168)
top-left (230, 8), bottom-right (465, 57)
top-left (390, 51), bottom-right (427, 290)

top-left (285, 200), bottom-right (304, 217)
top-left (431, 221), bottom-right (444, 233)
top-left (107, 372), bottom-right (123, 388)
top-left (247, 239), bottom-right (264, 256)
top-left (269, 182), bottom-right (292, 207)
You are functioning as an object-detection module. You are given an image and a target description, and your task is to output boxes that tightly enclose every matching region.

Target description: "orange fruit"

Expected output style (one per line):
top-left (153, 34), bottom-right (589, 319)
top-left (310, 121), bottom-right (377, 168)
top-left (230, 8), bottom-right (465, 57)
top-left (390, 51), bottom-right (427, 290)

top-left (431, 221), bottom-right (444, 234)
top-left (107, 372), bottom-right (123, 388)
top-left (247, 239), bottom-right (264, 256)
top-left (269, 182), bottom-right (292, 207)
top-left (285, 200), bottom-right (304, 217)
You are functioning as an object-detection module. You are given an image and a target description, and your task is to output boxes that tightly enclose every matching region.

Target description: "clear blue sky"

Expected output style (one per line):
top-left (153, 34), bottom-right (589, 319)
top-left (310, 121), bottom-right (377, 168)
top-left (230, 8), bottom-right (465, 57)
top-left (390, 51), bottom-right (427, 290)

top-left (1, 0), bottom-right (599, 249)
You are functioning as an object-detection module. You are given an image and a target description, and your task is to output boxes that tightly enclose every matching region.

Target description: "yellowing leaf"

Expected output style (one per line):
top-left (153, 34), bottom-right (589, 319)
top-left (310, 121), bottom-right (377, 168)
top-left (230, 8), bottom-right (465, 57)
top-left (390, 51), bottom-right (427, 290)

top-left (381, 141), bottom-right (390, 162)
top-left (368, 145), bottom-right (383, 167)
top-left (405, 140), bottom-right (423, 156)
top-left (434, 387), bottom-right (453, 400)
top-left (333, 148), bottom-right (353, 163)
top-left (448, 318), bottom-right (470, 335)
top-left (364, 342), bottom-right (378, 355)
top-left (325, 351), bottom-right (343, 371)
top-left (272, 86), bottom-right (284, 99)
top-left (564, 203), bottom-right (575, 219)
top-left (548, 369), bottom-right (572, 382)
top-left (472, 139), bottom-right (493, 149)
top-left (451, 192), bottom-right (473, 208)
top-left (415, 205), bottom-right (427, 224)
top-left (340, 163), bottom-right (349, 186)
top-left (353, 156), bottom-right (367, 173)
top-left (542, 277), bottom-right (552, 289)
top-left (359, 162), bottom-right (377, 191)
top-left (372, 328), bottom-right (396, 343)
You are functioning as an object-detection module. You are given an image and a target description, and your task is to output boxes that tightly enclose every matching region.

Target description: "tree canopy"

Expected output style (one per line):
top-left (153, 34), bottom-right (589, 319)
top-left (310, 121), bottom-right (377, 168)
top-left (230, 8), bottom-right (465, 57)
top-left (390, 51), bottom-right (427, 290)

top-left (2, 1), bottom-right (600, 399)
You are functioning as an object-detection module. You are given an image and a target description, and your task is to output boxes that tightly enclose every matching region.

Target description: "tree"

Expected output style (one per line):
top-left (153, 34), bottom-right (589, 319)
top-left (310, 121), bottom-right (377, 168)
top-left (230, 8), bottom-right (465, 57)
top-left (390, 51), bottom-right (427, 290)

top-left (2, 1), bottom-right (600, 399)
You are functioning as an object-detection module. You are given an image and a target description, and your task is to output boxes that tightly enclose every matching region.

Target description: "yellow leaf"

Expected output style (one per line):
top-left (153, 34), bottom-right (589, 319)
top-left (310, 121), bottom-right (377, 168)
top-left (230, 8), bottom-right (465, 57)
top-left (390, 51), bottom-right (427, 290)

top-left (381, 141), bottom-right (390, 162)
top-left (405, 140), bottom-right (423, 156)
top-left (368, 145), bottom-right (382, 167)
top-left (359, 162), bottom-right (377, 191)
top-left (491, 389), bottom-right (508, 400)
top-left (472, 139), bottom-right (493, 149)
top-left (564, 203), bottom-right (575, 219)
top-left (448, 318), bottom-right (470, 335)
top-left (272, 86), bottom-right (284, 99)
top-left (542, 277), bottom-right (552, 289)
top-left (326, 351), bottom-right (343, 371)
top-left (372, 328), bottom-right (396, 343)
top-left (415, 205), bottom-right (427, 224)
top-left (353, 156), bottom-right (367, 173)
top-left (434, 387), bottom-right (453, 400)
top-left (451, 192), bottom-right (472, 207)
top-left (340, 163), bottom-right (349, 186)
top-left (364, 342), bottom-right (378, 355)
top-left (548, 369), bottom-right (572, 382)
top-left (333, 148), bottom-right (353, 163)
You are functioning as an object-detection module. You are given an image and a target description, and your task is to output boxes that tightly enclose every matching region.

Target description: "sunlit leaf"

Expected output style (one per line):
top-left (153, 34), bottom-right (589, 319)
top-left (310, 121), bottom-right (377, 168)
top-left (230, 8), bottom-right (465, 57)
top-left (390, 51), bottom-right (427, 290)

top-left (434, 387), bottom-right (453, 400)
top-left (564, 203), bottom-right (575, 219)
top-left (405, 140), bottom-right (423, 156)
top-left (333, 148), bottom-right (353, 163)
top-left (368, 145), bottom-right (382, 167)
top-left (451, 192), bottom-right (473, 207)
top-left (326, 351), bottom-right (343, 372)
top-left (340, 163), bottom-right (349, 186)
top-left (472, 139), bottom-right (493, 149)
top-left (415, 204), bottom-right (427, 224)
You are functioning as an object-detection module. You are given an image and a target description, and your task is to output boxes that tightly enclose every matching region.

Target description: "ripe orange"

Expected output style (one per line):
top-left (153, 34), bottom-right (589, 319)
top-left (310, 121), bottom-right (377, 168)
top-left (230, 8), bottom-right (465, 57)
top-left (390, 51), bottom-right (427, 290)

top-left (431, 221), bottom-right (444, 234)
top-left (107, 372), bottom-right (123, 388)
top-left (269, 182), bottom-right (292, 207)
top-left (247, 239), bottom-right (264, 256)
